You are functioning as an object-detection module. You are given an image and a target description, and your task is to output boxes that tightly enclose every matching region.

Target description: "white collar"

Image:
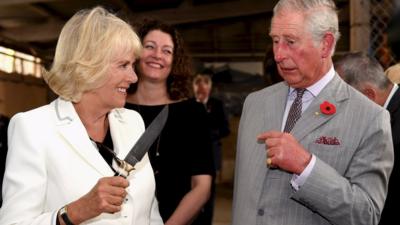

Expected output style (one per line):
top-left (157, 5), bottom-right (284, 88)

top-left (384, 84), bottom-right (398, 109)
top-left (288, 65), bottom-right (335, 97)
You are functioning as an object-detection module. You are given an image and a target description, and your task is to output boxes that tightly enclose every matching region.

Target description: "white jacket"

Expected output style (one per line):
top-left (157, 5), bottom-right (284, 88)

top-left (0, 98), bottom-right (163, 225)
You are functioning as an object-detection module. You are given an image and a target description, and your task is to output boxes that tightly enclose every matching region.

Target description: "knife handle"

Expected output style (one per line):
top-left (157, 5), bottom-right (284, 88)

top-left (112, 159), bottom-right (134, 178)
top-left (114, 171), bottom-right (127, 178)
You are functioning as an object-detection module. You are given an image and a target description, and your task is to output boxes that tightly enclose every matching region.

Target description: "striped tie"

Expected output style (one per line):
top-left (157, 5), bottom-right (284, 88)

top-left (284, 88), bottom-right (306, 132)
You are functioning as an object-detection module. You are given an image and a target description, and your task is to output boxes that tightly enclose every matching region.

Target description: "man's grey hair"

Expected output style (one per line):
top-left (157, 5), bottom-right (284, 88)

top-left (334, 52), bottom-right (392, 90)
top-left (272, 0), bottom-right (340, 56)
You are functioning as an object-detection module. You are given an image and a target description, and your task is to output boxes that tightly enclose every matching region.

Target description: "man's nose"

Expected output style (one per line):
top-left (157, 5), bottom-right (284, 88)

top-left (273, 44), bottom-right (287, 62)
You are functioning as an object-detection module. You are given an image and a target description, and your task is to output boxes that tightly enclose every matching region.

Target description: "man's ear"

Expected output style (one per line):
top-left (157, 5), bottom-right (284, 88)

top-left (361, 86), bottom-right (377, 102)
top-left (321, 32), bottom-right (335, 58)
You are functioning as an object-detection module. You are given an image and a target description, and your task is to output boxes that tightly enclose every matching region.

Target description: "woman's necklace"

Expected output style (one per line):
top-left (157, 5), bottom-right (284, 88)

top-left (155, 133), bottom-right (161, 156)
top-left (136, 104), bottom-right (164, 157)
top-left (136, 103), bottom-right (167, 174)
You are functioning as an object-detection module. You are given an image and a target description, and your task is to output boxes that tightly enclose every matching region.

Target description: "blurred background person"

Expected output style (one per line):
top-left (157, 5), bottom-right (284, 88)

top-left (0, 7), bottom-right (163, 225)
top-left (192, 72), bottom-right (230, 224)
top-left (335, 52), bottom-right (400, 225)
top-left (385, 64), bottom-right (400, 84)
top-left (125, 19), bottom-right (214, 225)
top-left (192, 71), bottom-right (230, 181)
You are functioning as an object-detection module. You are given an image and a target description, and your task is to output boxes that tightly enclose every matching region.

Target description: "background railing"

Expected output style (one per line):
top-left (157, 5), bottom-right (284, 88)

top-left (370, 0), bottom-right (397, 69)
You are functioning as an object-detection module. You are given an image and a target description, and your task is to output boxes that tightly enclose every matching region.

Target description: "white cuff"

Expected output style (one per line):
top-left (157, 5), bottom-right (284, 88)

top-left (290, 154), bottom-right (316, 191)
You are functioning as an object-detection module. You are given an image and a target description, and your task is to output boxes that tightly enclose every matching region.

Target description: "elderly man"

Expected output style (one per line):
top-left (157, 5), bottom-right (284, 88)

top-left (232, 1), bottom-right (394, 225)
top-left (335, 52), bottom-right (400, 225)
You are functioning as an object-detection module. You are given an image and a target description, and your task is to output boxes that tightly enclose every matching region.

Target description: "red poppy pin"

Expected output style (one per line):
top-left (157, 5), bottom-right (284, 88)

top-left (320, 101), bottom-right (336, 115)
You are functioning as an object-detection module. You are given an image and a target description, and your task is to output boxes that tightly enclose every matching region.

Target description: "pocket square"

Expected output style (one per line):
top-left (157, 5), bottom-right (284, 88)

top-left (315, 136), bottom-right (340, 145)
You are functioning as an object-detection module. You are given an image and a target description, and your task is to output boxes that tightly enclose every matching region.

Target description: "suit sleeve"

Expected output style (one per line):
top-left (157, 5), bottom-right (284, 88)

top-left (0, 113), bottom-right (58, 225)
top-left (291, 109), bottom-right (394, 225)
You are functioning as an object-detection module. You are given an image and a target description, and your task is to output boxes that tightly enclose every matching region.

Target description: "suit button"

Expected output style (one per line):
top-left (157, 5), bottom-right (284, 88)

top-left (257, 209), bottom-right (264, 216)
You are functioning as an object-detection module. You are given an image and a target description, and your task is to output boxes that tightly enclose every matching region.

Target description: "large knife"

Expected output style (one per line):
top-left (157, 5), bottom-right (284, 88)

top-left (114, 105), bottom-right (169, 177)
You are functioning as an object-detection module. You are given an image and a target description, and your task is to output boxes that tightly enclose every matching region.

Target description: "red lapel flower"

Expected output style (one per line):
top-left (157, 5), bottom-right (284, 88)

top-left (320, 101), bottom-right (336, 115)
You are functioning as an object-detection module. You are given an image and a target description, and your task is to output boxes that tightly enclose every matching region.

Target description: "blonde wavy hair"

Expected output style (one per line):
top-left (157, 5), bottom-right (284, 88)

top-left (43, 6), bottom-right (142, 102)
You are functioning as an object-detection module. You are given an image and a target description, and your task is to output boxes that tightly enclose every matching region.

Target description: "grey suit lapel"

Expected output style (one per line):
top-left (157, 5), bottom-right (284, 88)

top-left (253, 83), bottom-right (289, 196)
top-left (265, 82), bottom-right (289, 131)
top-left (291, 74), bottom-right (349, 141)
top-left (54, 98), bottom-right (114, 176)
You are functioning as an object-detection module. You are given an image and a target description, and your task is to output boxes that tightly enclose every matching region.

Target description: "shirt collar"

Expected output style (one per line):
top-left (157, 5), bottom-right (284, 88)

top-left (288, 65), bottom-right (335, 97)
top-left (384, 84), bottom-right (398, 109)
top-left (196, 97), bottom-right (209, 105)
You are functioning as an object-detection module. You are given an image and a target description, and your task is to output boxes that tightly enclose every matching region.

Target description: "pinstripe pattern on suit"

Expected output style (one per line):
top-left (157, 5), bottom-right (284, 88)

top-left (232, 75), bottom-right (394, 225)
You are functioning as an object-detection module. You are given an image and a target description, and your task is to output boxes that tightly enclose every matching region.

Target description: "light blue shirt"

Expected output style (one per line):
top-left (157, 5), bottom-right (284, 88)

top-left (281, 66), bottom-right (335, 190)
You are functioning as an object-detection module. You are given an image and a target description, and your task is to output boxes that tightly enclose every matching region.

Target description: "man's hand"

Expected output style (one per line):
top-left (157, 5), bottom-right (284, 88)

top-left (258, 130), bottom-right (312, 174)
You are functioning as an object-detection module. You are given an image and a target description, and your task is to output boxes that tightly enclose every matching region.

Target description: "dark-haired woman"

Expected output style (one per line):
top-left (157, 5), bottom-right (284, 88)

top-left (126, 19), bottom-right (215, 225)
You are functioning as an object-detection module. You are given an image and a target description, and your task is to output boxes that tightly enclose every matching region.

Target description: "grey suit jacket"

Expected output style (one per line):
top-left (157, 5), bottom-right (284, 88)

top-left (232, 75), bottom-right (394, 225)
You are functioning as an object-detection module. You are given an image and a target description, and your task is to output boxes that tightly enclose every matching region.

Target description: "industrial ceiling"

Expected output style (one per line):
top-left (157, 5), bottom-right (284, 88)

top-left (0, 0), bottom-right (350, 65)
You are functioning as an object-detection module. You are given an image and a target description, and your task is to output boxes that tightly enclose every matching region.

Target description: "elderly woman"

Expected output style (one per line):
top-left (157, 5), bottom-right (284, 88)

top-left (0, 7), bottom-right (163, 225)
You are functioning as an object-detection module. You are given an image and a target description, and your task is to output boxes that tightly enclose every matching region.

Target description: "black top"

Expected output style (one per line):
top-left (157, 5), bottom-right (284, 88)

top-left (0, 114), bottom-right (9, 207)
top-left (125, 99), bottom-right (215, 223)
top-left (191, 97), bottom-right (230, 171)
top-left (202, 97), bottom-right (230, 141)
top-left (92, 129), bottom-right (114, 169)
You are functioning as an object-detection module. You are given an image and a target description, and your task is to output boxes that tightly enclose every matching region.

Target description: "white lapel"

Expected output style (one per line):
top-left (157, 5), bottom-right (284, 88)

top-left (108, 108), bottom-right (130, 157)
top-left (108, 108), bottom-right (147, 171)
top-left (54, 98), bottom-right (114, 176)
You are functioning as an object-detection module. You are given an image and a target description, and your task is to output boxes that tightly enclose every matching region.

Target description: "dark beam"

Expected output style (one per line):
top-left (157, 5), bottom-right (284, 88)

top-left (0, 0), bottom-right (59, 6)
top-left (0, 19), bottom-right (63, 42)
top-left (130, 0), bottom-right (279, 25)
